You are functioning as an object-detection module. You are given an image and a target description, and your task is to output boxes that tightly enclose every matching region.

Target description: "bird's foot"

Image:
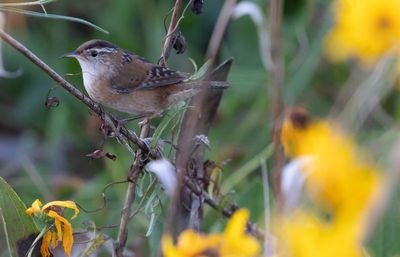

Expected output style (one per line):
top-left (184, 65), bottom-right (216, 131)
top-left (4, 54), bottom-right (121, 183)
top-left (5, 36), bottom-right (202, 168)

top-left (103, 113), bottom-right (145, 138)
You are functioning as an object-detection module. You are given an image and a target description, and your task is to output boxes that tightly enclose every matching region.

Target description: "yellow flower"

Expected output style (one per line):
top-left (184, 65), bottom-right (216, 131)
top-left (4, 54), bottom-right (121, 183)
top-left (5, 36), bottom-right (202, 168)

top-left (281, 115), bottom-right (381, 214)
top-left (162, 209), bottom-right (260, 257)
top-left (26, 199), bottom-right (79, 257)
top-left (292, 121), bottom-right (380, 214)
top-left (325, 0), bottom-right (400, 66)
top-left (278, 117), bottom-right (382, 257)
top-left (162, 231), bottom-right (221, 257)
top-left (220, 209), bottom-right (260, 257)
top-left (278, 211), bottom-right (364, 257)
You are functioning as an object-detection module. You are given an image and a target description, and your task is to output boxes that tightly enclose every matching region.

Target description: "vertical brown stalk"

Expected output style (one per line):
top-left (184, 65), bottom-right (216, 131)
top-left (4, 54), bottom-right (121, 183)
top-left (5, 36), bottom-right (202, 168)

top-left (268, 0), bottom-right (285, 203)
top-left (115, 125), bottom-right (150, 257)
top-left (116, 0), bottom-right (184, 255)
top-left (170, 0), bottom-right (236, 237)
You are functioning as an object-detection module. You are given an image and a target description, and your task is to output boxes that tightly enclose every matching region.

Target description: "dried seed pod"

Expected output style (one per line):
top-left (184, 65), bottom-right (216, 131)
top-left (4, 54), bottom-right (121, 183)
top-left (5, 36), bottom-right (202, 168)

top-left (45, 87), bottom-right (60, 109)
top-left (191, 0), bottom-right (204, 15)
top-left (45, 96), bottom-right (60, 109)
top-left (173, 30), bottom-right (186, 54)
top-left (86, 149), bottom-right (117, 161)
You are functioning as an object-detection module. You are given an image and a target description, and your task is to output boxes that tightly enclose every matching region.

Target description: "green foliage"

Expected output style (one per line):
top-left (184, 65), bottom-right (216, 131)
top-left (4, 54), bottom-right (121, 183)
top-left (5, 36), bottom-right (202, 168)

top-left (0, 7), bottom-right (109, 34)
top-left (0, 177), bottom-right (39, 257)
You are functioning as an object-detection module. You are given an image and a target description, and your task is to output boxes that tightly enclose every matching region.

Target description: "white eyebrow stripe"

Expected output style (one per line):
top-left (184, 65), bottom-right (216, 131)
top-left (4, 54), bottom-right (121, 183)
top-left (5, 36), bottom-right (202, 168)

top-left (89, 47), bottom-right (117, 53)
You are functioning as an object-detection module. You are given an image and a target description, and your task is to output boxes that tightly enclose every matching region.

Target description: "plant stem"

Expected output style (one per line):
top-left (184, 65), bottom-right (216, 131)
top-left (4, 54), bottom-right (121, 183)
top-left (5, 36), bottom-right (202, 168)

top-left (115, 123), bottom-right (150, 257)
top-left (268, 0), bottom-right (285, 206)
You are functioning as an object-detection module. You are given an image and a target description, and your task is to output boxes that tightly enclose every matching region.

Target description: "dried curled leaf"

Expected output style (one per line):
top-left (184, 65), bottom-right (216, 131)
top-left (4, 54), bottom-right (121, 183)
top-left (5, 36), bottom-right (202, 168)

top-left (86, 150), bottom-right (117, 161)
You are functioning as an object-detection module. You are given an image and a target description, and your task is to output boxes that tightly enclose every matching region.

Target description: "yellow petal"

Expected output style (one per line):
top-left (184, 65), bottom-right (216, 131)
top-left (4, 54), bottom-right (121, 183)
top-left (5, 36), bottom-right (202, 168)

top-left (221, 209), bottom-right (260, 257)
top-left (42, 200), bottom-right (79, 219)
top-left (46, 210), bottom-right (74, 257)
top-left (162, 234), bottom-right (184, 257)
top-left (224, 209), bottom-right (249, 239)
top-left (62, 219), bottom-right (74, 257)
top-left (40, 230), bottom-right (52, 257)
top-left (25, 199), bottom-right (43, 216)
top-left (47, 210), bottom-right (63, 241)
top-left (51, 231), bottom-right (57, 248)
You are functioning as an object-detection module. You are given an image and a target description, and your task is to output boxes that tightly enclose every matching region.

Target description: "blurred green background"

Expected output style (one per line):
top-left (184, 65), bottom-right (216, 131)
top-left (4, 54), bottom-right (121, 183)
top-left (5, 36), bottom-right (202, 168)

top-left (0, 0), bottom-right (399, 256)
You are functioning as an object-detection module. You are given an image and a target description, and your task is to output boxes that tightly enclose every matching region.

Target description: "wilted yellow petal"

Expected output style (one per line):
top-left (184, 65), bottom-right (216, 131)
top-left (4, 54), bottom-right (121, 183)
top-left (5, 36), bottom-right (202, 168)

top-left (62, 219), bottom-right (74, 257)
top-left (51, 231), bottom-right (57, 248)
top-left (25, 199), bottom-right (43, 217)
top-left (42, 200), bottom-right (79, 219)
top-left (40, 230), bottom-right (52, 257)
top-left (45, 210), bottom-right (74, 257)
top-left (47, 210), bottom-right (63, 241)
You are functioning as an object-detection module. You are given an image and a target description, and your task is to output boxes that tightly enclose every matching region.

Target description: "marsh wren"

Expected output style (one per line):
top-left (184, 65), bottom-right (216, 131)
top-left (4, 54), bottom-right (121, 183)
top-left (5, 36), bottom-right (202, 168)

top-left (63, 39), bottom-right (228, 118)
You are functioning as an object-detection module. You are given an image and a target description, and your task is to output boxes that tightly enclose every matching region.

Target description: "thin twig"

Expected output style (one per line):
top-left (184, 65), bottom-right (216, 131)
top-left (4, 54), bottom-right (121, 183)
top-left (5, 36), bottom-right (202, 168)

top-left (268, 0), bottom-right (285, 207)
top-left (130, 177), bottom-right (158, 218)
top-left (159, 0), bottom-right (183, 66)
top-left (115, 124), bottom-right (150, 257)
top-left (159, 0), bottom-right (193, 65)
top-left (0, 29), bottom-right (157, 158)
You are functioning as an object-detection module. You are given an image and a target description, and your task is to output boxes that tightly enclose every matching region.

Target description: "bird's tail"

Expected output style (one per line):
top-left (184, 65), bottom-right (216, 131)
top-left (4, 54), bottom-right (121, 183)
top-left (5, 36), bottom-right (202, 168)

top-left (184, 80), bottom-right (230, 90)
top-left (208, 81), bottom-right (230, 89)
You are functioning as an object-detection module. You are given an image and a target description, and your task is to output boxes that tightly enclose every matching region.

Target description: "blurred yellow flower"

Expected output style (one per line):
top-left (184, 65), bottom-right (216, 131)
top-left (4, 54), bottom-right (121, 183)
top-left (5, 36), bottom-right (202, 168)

top-left (26, 199), bottom-right (79, 257)
top-left (162, 209), bottom-right (260, 257)
top-left (278, 211), bottom-right (364, 257)
top-left (292, 121), bottom-right (380, 214)
top-left (325, 0), bottom-right (400, 66)
top-left (279, 114), bottom-right (382, 257)
top-left (281, 115), bottom-right (381, 213)
top-left (220, 209), bottom-right (261, 257)
top-left (162, 231), bottom-right (221, 257)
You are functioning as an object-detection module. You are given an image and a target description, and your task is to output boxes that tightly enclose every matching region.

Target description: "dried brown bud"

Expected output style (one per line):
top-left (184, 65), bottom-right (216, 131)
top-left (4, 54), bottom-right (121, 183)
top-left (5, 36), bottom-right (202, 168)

top-left (286, 107), bottom-right (310, 129)
top-left (173, 30), bottom-right (186, 54)
top-left (86, 149), bottom-right (117, 161)
top-left (191, 0), bottom-right (204, 15)
top-left (45, 96), bottom-right (60, 109)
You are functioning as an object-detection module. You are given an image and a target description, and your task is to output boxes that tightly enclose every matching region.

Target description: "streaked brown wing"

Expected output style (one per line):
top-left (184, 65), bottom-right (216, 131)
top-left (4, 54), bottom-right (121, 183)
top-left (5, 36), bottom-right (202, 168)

top-left (108, 51), bottom-right (187, 94)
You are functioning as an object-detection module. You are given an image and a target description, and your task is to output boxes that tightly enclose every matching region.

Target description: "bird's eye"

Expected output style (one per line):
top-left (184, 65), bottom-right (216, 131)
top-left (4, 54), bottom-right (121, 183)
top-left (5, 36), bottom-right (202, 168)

top-left (90, 51), bottom-right (98, 57)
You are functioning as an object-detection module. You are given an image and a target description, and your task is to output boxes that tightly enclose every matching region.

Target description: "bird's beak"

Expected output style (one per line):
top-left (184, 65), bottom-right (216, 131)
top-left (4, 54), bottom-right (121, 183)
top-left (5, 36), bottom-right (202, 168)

top-left (61, 51), bottom-right (78, 58)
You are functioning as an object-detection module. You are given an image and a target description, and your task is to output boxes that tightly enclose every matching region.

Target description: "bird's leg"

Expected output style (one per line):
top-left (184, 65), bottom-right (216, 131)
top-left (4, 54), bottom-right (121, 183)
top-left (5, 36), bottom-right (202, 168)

top-left (138, 112), bottom-right (163, 130)
top-left (139, 117), bottom-right (150, 130)
top-left (115, 114), bottom-right (147, 135)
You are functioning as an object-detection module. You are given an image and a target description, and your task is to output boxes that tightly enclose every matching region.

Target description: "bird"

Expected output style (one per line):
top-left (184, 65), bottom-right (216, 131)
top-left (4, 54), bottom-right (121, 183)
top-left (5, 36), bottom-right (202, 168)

top-left (63, 39), bottom-right (229, 122)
